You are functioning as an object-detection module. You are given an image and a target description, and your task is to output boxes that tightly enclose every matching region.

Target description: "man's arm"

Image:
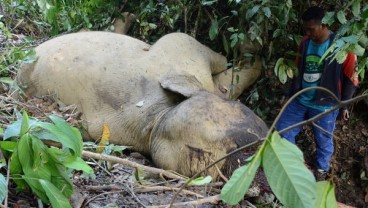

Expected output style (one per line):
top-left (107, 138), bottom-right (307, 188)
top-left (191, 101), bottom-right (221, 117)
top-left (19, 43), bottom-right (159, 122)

top-left (341, 52), bottom-right (359, 120)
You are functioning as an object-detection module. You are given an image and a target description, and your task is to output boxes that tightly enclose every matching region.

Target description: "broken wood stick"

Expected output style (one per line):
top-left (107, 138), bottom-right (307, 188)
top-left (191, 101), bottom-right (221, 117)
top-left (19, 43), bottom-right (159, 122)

top-left (148, 194), bottom-right (221, 208)
top-left (134, 186), bottom-right (204, 198)
top-left (82, 150), bottom-right (185, 181)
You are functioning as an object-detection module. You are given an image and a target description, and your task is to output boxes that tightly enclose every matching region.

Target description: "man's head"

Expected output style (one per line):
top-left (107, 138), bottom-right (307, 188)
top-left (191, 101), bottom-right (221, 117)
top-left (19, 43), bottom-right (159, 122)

top-left (302, 6), bottom-right (330, 43)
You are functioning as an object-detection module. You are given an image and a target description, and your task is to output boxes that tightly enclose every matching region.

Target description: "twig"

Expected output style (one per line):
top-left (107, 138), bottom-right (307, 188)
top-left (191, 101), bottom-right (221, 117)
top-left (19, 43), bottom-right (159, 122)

top-left (89, 158), bottom-right (112, 176)
top-left (83, 190), bottom-right (125, 207)
top-left (134, 186), bottom-right (204, 198)
top-left (83, 184), bottom-right (121, 191)
top-left (214, 163), bottom-right (228, 182)
top-left (82, 150), bottom-right (185, 181)
top-left (311, 121), bottom-right (334, 137)
top-left (124, 183), bottom-right (148, 208)
top-left (3, 158), bottom-right (10, 208)
top-left (73, 194), bottom-right (88, 208)
top-left (149, 194), bottom-right (220, 208)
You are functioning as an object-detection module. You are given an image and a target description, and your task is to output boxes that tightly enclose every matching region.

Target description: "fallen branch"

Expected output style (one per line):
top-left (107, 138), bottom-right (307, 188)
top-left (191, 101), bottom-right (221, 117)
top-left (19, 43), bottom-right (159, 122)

top-left (134, 186), bottom-right (204, 198)
top-left (82, 150), bottom-right (185, 181)
top-left (83, 190), bottom-right (125, 207)
top-left (83, 184), bottom-right (121, 191)
top-left (148, 194), bottom-right (220, 208)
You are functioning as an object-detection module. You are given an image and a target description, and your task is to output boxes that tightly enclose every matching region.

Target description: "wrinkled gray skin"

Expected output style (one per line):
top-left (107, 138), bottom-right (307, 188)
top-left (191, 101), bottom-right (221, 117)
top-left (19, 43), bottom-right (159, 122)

top-left (16, 32), bottom-right (268, 178)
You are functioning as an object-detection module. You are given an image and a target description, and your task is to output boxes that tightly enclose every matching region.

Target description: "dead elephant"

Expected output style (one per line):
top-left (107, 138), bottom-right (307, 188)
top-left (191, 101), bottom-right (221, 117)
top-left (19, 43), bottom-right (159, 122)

top-left (16, 32), bottom-right (268, 178)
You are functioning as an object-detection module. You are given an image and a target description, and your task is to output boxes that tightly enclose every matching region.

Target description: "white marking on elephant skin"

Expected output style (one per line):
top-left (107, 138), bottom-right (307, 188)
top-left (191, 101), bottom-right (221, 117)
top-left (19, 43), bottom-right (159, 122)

top-left (136, 100), bottom-right (144, 107)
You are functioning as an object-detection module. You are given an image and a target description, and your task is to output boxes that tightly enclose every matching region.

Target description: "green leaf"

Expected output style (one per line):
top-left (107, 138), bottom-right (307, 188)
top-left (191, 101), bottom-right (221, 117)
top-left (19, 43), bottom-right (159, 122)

top-left (18, 134), bottom-right (33, 171)
top-left (221, 149), bottom-right (262, 205)
top-left (322, 12), bottom-right (335, 26)
top-left (0, 174), bottom-right (7, 203)
top-left (209, 19), bottom-right (219, 40)
top-left (335, 50), bottom-right (348, 64)
top-left (201, 0), bottom-right (217, 6)
top-left (64, 157), bottom-right (93, 174)
top-left (262, 132), bottom-right (316, 208)
top-left (0, 127), bottom-right (3, 134)
top-left (188, 176), bottom-right (212, 186)
top-left (274, 58), bottom-right (284, 76)
top-left (246, 5), bottom-right (260, 20)
top-left (352, 0), bottom-right (361, 17)
top-left (230, 33), bottom-right (238, 48)
top-left (9, 148), bottom-right (28, 190)
top-left (315, 181), bottom-right (338, 208)
top-left (262, 7), bottom-right (271, 18)
top-left (39, 179), bottom-right (72, 208)
top-left (273, 29), bottom-right (281, 38)
top-left (3, 117), bottom-right (38, 140)
top-left (222, 34), bottom-right (229, 54)
top-left (23, 173), bottom-right (49, 203)
top-left (0, 77), bottom-right (13, 85)
top-left (321, 41), bottom-right (336, 58)
top-left (0, 141), bottom-right (17, 151)
top-left (349, 44), bottom-right (365, 56)
top-left (20, 111), bottom-right (30, 137)
top-left (336, 11), bottom-right (347, 24)
top-left (36, 120), bottom-right (82, 157)
top-left (278, 65), bottom-right (288, 84)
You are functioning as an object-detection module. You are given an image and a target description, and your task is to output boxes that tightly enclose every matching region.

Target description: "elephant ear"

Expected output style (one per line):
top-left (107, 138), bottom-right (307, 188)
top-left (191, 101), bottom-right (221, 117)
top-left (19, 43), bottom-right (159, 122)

top-left (160, 74), bottom-right (204, 97)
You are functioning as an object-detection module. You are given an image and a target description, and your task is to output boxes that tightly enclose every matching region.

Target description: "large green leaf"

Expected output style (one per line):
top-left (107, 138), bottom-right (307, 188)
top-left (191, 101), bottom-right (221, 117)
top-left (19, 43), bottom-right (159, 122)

top-left (31, 135), bottom-right (49, 169)
top-left (17, 134), bottom-right (33, 171)
top-left (63, 157), bottom-right (93, 174)
top-left (221, 149), bottom-right (262, 205)
top-left (322, 12), bottom-right (335, 26)
top-left (262, 132), bottom-right (316, 208)
top-left (0, 77), bottom-right (13, 85)
top-left (3, 117), bottom-right (38, 140)
top-left (336, 11), bottom-right (347, 24)
top-left (9, 148), bottom-right (28, 190)
top-left (246, 5), bottom-right (260, 20)
top-left (352, 0), bottom-right (361, 17)
top-left (23, 172), bottom-right (49, 203)
top-left (209, 19), bottom-right (219, 40)
top-left (36, 121), bottom-right (81, 157)
top-left (39, 179), bottom-right (72, 208)
top-left (315, 181), bottom-right (338, 208)
top-left (0, 174), bottom-right (7, 203)
top-left (50, 115), bottom-right (83, 154)
top-left (20, 111), bottom-right (30, 137)
top-left (0, 141), bottom-right (17, 151)
top-left (50, 174), bottom-right (74, 198)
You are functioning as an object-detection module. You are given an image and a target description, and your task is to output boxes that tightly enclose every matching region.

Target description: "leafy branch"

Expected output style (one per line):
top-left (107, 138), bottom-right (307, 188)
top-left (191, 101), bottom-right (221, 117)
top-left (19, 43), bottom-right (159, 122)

top-left (0, 111), bottom-right (93, 207)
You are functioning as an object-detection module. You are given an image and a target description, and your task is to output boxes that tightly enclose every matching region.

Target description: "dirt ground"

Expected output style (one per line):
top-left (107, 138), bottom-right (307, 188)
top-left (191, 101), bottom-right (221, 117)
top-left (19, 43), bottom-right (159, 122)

top-left (1, 90), bottom-right (367, 207)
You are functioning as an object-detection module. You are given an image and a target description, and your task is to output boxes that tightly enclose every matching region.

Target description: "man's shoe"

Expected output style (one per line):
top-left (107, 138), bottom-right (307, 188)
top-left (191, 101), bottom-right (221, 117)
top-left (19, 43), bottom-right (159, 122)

top-left (315, 169), bottom-right (328, 181)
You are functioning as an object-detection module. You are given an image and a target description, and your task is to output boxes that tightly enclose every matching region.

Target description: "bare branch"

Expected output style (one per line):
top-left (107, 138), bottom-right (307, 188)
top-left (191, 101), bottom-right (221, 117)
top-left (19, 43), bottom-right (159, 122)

top-left (151, 194), bottom-right (221, 208)
top-left (82, 150), bottom-right (185, 181)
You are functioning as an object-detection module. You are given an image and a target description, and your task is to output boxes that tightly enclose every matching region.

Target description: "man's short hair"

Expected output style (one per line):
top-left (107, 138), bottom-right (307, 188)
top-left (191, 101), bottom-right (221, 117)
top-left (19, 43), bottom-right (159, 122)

top-left (302, 6), bottom-right (325, 23)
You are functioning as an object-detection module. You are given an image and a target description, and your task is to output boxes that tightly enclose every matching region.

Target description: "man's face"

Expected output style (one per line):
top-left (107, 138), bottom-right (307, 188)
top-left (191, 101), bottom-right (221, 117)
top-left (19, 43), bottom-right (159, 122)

top-left (303, 20), bottom-right (325, 43)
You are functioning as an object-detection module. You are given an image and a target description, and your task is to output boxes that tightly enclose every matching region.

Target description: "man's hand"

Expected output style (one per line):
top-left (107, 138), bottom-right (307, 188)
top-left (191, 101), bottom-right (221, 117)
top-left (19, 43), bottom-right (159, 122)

top-left (340, 109), bottom-right (350, 121)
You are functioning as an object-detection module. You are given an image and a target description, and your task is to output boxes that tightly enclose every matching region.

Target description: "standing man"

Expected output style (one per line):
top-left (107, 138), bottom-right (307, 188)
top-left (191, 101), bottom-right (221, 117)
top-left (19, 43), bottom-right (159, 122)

top-left (276, 6), bottom-right (359, 180)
